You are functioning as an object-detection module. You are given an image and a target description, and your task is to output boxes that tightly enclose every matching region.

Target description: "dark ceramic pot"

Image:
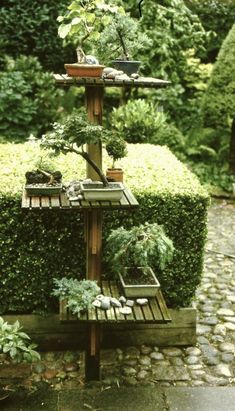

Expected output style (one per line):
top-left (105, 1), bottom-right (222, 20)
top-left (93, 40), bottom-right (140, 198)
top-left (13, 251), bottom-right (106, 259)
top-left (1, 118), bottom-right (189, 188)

top-left (112, 60), bottom-right (141, 76)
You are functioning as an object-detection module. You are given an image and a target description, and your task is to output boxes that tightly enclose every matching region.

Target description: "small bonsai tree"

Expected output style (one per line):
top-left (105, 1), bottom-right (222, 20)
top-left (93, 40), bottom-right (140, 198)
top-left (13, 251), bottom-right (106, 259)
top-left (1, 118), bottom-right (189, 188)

top-left (41, 110), bottom-right (126, 187)
top-left (57, 0), bottom-right (124, 62)
top-left (97, 12), bottom-right (151, 63)
top-left (104, 222), bottom-right (174, 279)
top-left (0, 317), bottom-right (40, 363)
top-left (52, 278), bottom-right (101, 318)
top-left (106, 136), bottom-right (127, 169)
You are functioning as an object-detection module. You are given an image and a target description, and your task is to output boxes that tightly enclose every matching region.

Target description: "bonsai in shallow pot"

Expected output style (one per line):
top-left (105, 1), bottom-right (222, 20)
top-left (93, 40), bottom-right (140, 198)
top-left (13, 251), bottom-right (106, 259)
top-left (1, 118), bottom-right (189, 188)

top-left (106, 135), bottom-right (127, 182)
top-left (41, 110), bottom-right (125, 200)
top-left (97, 12), bottom-right (151, 75)
top-left (25, 152), bottom-right (63, 196)
top-left (104, 222), bottom-right (174, 297)
top-left (57, 0), bottom-right (124, 77)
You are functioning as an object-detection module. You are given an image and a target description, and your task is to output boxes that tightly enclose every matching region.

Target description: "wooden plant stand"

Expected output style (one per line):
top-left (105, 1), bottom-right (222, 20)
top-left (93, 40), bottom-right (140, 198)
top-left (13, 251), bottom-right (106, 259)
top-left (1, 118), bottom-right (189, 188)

top-left (22, 75), bottom-right (171, 381)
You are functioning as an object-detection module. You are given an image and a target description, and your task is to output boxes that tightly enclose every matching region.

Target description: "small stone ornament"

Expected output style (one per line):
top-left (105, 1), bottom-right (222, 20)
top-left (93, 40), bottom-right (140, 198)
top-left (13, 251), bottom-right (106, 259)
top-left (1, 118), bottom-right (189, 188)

top-left (85, 55), bottom-right (99, 65)
top-left (136, 298), bottom-right (148, 305)
top-left (120, 306), bottom-right (132, 315)
top-left (126, 300), bottom-right (134, 307)
top-left (92, 300), bottom-right (101, 308)
top-left (101, 297), bottom-right (111, 310)
top-left (110, 297), bottom-right (122, 308)
top-left (96, 294), bottom-right (105, 301)
top-left (119, 296), bottom-right (127, 304)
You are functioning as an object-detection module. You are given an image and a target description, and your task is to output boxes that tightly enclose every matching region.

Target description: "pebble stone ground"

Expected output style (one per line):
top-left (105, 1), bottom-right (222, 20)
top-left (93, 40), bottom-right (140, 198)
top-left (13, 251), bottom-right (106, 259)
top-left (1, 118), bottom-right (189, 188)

top-left (3, 199), bottom-right (235, 391)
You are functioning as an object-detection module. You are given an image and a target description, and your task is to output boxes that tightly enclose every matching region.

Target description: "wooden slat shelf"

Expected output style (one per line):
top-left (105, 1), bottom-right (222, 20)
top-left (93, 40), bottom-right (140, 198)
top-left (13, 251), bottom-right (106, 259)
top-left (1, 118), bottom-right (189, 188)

top-left (54, 74), bottom-right (170, 89)
top-left (21, 185), bottom-right (138, 211)
top-left (59, 281), bottom-right (172, 324)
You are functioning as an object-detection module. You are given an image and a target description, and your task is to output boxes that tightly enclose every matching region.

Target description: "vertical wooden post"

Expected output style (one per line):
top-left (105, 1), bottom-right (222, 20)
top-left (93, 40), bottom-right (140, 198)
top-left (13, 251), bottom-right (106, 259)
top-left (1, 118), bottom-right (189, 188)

top-left (84, 85), bottom-right (104, 381)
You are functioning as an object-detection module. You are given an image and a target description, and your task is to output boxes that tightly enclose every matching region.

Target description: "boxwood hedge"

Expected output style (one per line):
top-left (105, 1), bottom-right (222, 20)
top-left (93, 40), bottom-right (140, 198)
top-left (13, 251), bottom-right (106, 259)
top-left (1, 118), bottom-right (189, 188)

top-left (0, 142), bottom-right (209, 313)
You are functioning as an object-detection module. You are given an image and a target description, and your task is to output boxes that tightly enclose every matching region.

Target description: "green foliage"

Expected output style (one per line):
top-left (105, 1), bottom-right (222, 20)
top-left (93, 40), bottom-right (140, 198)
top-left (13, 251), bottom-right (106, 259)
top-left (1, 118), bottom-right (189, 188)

top-left (111, 99), bottom-right (167, 143)
top-left (105, 137), bottom-right (127, 168)
top-left (133, 0), bottom-right (211, 130)
top-left (150, 123), bottom-right (186, 158)
top-left (0, 317), bottom-right (40, 363)
top-left (0, 142), bottom-right (209, 310)
top-left (97, 12), bottom-right (151, 63)
top-left (104, 223), bottom-right (174, 278)
top-left (185, 0), bottom-right (235, 62)
top-left (201, 23), bottom-right (235, 136)
top-left (41, 109), bottom-right (127, 185)
top-left (0, 56), bottom-right (62, 139)
top-left (52, 278), bottom-right (100, 318)
top-left (58, 0), bottom-right (124, 58)
top-left (0, 0), bottom-right (74, 72)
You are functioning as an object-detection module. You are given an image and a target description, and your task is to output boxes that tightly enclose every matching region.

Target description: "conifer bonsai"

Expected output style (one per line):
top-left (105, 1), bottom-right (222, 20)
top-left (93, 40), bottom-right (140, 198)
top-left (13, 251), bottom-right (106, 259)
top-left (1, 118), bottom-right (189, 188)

top-left (105, 222), bottom-right (174, 280)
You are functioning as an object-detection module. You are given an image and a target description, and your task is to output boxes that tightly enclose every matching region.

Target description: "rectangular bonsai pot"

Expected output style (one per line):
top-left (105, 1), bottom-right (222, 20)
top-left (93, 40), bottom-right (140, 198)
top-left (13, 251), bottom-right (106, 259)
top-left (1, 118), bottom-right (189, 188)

top-left (80, 182), bottom-right (124, 201)
top-left (25, 183), bottom-right (62, 196)
top-left (119, 267), bottom-right (160, 298)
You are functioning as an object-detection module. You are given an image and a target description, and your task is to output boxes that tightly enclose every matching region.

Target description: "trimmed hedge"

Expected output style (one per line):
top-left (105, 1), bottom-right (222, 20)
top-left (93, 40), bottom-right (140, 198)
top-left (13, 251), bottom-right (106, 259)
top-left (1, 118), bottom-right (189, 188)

top-left (0, 142), bottom-right (209, 313)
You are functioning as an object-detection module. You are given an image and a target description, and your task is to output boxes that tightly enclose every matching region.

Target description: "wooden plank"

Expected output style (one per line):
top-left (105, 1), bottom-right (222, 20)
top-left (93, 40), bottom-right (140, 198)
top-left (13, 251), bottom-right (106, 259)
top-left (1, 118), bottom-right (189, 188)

top-left (141, 302), bottom-right (154, 322)
top-left (31, 196), bottom-right (40, 209)
top-left (132, 303), bottom-right (145, 321)
top-left (149, 298), bottom-right (164, 322)
top-left (60, 193), bottom-right (71, 208)
top-left (156, 289), bottom-right (172, 321)
top-left (21, 190), bottom-right (31, 209)
top-left (102, 281), bottom-right (116, 322)
top-left (124, 188), bottom-right (139, 206)
top-left (50, 196), bottom-right (60, 208)
top-left (41, 196), bottom-right (50, 209)
top-left (109, 281), bottom-right (123, 322)
top-left (87, 305), bottom-right (97, 322)
top-left (119, 193), bottom-right (129, 207)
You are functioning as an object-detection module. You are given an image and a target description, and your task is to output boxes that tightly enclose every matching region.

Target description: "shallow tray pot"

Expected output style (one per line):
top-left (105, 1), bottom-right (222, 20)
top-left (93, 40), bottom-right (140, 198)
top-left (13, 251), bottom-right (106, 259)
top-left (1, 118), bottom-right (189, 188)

top-left (80, 182), bottom-right (124, 201)
top-left (119, 267), bottom-right (160, 298)
top-left (64, 64), bottom-right (105, 78)
top-left (25, 183), bottom-right (63, 196)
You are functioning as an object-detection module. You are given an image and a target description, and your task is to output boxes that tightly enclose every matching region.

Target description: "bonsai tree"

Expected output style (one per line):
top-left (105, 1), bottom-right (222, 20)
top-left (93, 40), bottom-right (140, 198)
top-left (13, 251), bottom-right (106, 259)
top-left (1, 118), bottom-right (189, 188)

top-left (104, 222), bottom-right (174, 280)
top-left (41, 110), bottom-right (126, 187)
top-left (106, 135), bottom-right (127, 169)
top-left (25, 150), bottom-right (62, 186)
top-left (97, 12), bottom-right (151, 63)
top-left (57, 0), bottom-right (125, 63)
top-left (52, 278), bottom-right (101, 318)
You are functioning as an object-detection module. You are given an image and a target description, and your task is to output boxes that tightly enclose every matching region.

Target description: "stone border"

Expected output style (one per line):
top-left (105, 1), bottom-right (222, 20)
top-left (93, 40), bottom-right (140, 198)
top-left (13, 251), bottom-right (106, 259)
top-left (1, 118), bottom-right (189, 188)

top-left (3, 308), bottom-right (196, 350)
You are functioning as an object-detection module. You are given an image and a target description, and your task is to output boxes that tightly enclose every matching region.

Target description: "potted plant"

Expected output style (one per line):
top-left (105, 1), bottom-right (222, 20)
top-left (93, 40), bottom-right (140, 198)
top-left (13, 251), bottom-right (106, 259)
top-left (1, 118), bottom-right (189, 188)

top-left (97, 12), bottom-right (151, 75)
top-left (104, 223), bottom-right (174, 297)
top-left (106, 135), bottom-right (127, 182)
top-left (57, 0), bottom-right (124, 77)
top-left (52, 277), bottom-right (101, 318)
top-left (25, 153), bottom-right (63, 196)
top-left (41, 110), bottom-right (125, 201)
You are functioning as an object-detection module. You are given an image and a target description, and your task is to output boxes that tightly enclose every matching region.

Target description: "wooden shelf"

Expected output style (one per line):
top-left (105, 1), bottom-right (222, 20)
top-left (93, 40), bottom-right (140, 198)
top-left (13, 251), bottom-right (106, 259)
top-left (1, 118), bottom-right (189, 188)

top-left (54, 74), bottom-right (170, 89)
top-left (21, 185), bottom-right (138, 211)
top-left (60, 281), bottom-right (172, 324)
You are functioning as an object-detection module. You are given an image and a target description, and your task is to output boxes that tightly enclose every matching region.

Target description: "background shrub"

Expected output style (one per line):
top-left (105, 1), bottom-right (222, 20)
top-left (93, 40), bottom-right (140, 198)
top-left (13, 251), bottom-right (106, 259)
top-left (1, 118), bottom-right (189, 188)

top-left (0, 0), bottom-right (74, 72)
top-left (111, 99), bottom-right (167, 144)
top-left (202, 23), bottom-right (235, 133)
top-left (185, 0), bottom-right (235, 63)
top-left (0, 56), bottom-right (62, 139)
top-left (0, 142), bottom-right (209, 313)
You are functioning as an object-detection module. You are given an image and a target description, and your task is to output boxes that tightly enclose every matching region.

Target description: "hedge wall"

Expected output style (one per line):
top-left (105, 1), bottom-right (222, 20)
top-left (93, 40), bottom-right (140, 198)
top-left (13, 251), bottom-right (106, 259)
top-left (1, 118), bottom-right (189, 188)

top-left (0, 142), bottom-right (209, 313)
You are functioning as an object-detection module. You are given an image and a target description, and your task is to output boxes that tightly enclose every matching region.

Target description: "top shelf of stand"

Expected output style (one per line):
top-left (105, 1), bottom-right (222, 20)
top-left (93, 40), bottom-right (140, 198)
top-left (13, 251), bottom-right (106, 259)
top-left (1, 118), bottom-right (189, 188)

top-left (54, 74), bottom-right (170, 89)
